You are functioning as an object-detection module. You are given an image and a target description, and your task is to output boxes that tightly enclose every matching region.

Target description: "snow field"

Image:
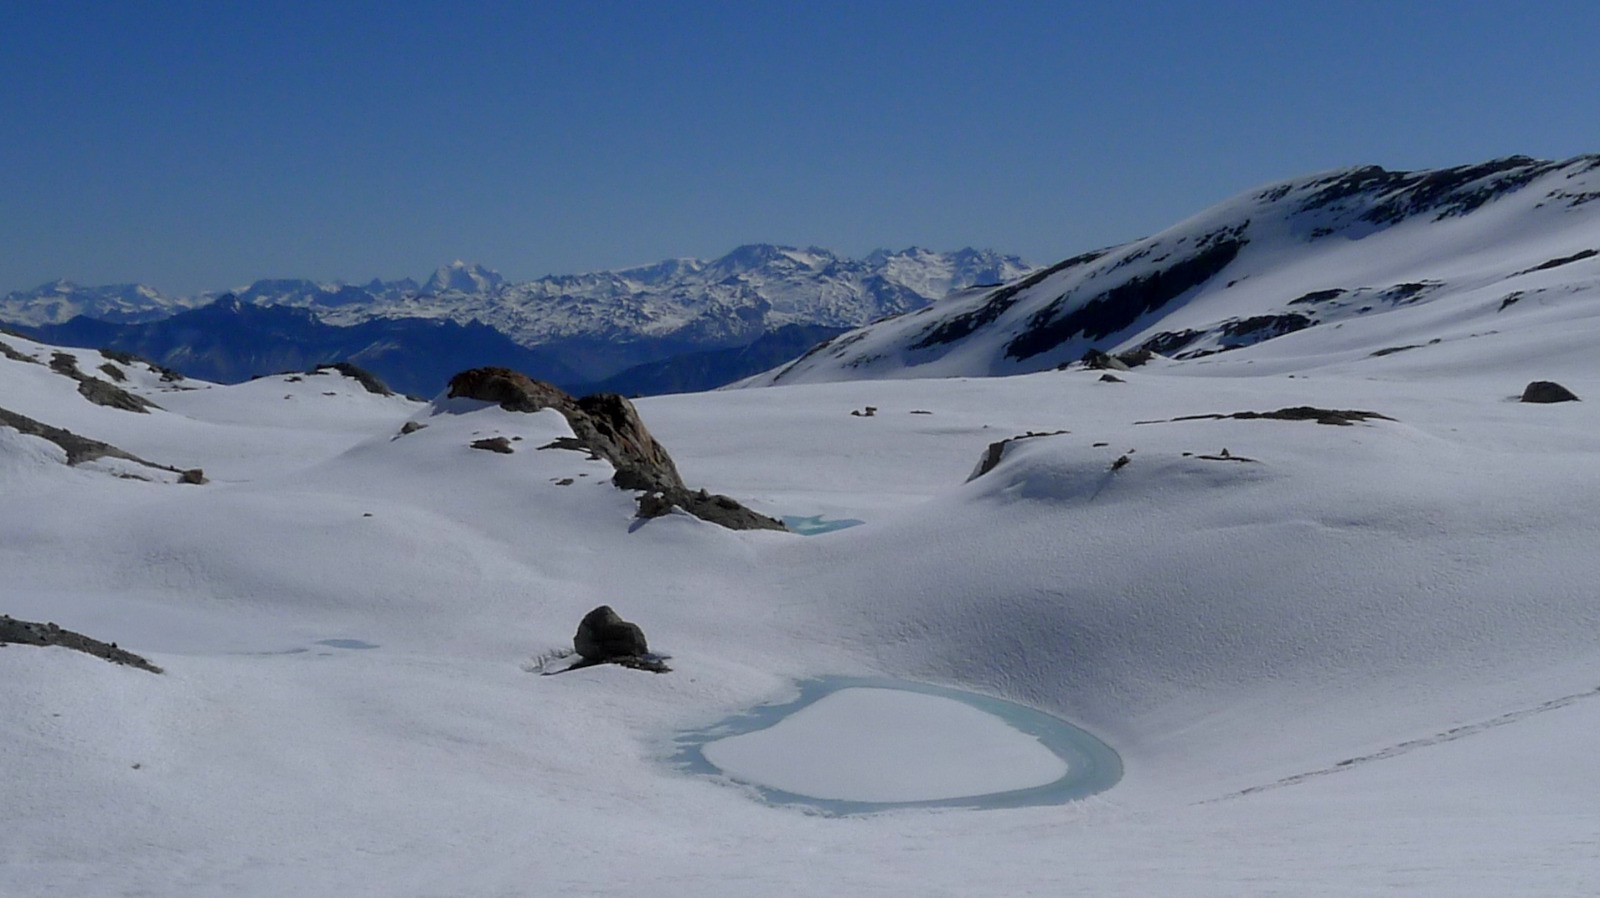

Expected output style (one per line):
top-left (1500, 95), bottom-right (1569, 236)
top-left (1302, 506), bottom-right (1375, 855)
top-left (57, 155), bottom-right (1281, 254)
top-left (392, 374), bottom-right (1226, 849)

top-left (3, 296), bottom-right (1600, 894)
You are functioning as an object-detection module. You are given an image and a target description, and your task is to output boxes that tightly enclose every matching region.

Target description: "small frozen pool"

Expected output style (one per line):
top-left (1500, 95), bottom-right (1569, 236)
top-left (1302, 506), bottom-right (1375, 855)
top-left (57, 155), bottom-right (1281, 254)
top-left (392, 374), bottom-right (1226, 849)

top-left (780, 515), bottom-right (865, 536)
top-left (673, 677), bottom-right (1121, 815)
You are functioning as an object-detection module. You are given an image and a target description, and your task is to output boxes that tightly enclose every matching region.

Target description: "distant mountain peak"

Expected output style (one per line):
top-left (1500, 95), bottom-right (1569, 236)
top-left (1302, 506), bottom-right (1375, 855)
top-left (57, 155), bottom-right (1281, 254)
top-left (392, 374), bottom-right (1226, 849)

top-left (423, 261), bottom-right (505, 295)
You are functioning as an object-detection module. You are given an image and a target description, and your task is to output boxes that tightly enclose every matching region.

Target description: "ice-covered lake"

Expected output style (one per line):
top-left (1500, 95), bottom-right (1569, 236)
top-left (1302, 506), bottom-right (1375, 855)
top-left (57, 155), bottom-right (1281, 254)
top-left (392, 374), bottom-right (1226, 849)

top-left (674, 677), bottom-right (1121, 815)
top-left (780, 514), bottom-right (865, 536)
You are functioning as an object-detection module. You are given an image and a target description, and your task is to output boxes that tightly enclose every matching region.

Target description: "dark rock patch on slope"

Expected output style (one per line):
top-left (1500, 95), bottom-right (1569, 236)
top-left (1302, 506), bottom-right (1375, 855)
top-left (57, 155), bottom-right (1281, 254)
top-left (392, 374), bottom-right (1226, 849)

top-left (0, 615), bottom-right (163, 673)
top-left (1139, 407), bottom-right (1395, 427)
top-left (0, 338), bottom-right (40, 364)
top-left (1005, 236), bottom-right (1247, 362)
top-left (911, 250), bottom-right (1108, 351)
top-left (1297, 156), bottom-right (1564, 225)
top-left (1514, 249), bottom-right (1598, 277)
top-left (968, 430), bottom-right (1069, 481)
top-left (0, 405), bottom-right (199, 481)
top-left (48, 352), bottom-right (159, 413)
top-left (313, 362), bottom-right (393, 396)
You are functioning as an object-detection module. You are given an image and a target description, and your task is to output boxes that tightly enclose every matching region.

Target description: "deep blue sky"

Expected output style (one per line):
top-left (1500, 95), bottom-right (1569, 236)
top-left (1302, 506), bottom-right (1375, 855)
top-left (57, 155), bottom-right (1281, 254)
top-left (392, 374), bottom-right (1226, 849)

top-left (3, 1), bottom-right (1595, 294)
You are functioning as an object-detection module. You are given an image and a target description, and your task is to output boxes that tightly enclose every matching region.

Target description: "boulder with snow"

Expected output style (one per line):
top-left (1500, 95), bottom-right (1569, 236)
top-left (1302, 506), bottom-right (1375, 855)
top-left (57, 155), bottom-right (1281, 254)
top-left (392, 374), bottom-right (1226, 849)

top-left (1520, 381), bottom-right (1580, 403)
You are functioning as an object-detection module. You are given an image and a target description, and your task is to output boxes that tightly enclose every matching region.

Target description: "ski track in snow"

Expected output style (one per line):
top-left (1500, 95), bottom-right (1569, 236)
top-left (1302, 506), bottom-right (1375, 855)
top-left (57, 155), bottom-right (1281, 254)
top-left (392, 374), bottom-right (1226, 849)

top-left (1210, 684), bottom-right (1600, 803)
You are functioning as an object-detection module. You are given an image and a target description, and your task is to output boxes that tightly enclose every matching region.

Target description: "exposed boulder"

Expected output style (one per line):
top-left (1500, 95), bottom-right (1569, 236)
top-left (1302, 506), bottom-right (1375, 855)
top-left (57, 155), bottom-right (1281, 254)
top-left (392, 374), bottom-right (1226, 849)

top-left (1520, 381), bottom-right (1580, 403)
top-left (447, 366), bottom-right (568, 413)
top-left (0, 615), bottom-right (162, 673)
top-left (314, 362), bottom-right (393, 396)
top-left (447, 366), bottom-right (784, 531)
top-left (570, 392), bottom-right (682, 493)
top-left (470, 436), bottom-right (514, 454)
top-left (968, 429), bottom-right (1070, 481)
top-left (574, 605), bottom-right (648, 660)
top-left (567, 605), bottom-right (669, 673)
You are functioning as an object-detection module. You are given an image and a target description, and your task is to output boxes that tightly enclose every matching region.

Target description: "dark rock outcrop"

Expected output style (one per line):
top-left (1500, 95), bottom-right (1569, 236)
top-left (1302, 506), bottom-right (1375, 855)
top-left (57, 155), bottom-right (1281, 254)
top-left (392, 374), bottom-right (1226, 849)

top-left (1080, 348), bottom-right (1130, 371)
top-left (447, 367), bottom-right (785, 531)
top-left (574, 605), bottom-right (648, 660)
top-left (0, 338), bottom-right (39, 364)
top-left (1520, 381), bottom-right (1580, 403)
top-left (0, 615), bottom-right (162, 673)
top-left (0, 404), bottom-right (199, 481)
top-left (968, 430), bottom-right (1069, 481)
top-left (1140, 406), bottom-right (1395, 426)
top-left (470, 436), bottom-right (514, 454)
top-left (314, 362), bottom-right (393, 396)
top-left (571, 392), bottom-right (683, 493)
top-left (638, 487), bottom-right (788, 531)
top-left (48, 352), bottom-right (159, 413)
top-left (446, 366), bottom-right (569, 413)
top-left (100, 348), bottom-right (185, 382)
top-left (566, 605), bottom-right (668, 673)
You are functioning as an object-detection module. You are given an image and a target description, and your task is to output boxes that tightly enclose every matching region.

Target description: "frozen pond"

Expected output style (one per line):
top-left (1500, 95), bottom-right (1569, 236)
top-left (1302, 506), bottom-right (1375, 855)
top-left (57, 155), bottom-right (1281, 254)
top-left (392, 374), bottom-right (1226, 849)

top-left (780, 514), bottom-right (865, 536)
top-left (674, 677), bottom-right (1121, 815)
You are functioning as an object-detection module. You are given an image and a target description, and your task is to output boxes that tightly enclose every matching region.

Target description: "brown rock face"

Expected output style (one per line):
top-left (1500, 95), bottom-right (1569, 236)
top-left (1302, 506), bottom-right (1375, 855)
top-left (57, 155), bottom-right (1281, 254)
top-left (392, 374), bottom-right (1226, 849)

top-left (570, 393), bottom-right (683, 493)
top-left (447, 367), bottom-right (569, 413)
top-left (445, 367), bottom-right (785, 531)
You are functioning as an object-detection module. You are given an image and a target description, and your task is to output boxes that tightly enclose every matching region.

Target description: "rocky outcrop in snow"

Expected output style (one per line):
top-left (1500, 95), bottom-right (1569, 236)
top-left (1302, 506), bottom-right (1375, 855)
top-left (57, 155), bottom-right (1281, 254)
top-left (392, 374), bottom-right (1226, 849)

top-left (0, 615), bottom-right (162, 673)
top-left (446, 367), bottom-right (785, 531)
top-left (1520, 381), bottom-right (1580, 403)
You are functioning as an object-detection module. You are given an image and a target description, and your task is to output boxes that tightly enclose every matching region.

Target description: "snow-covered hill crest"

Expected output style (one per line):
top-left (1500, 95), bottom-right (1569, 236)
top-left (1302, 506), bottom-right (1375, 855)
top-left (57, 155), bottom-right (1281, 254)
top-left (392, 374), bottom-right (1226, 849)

top-left (752, 154), bottom-right (1600, 385)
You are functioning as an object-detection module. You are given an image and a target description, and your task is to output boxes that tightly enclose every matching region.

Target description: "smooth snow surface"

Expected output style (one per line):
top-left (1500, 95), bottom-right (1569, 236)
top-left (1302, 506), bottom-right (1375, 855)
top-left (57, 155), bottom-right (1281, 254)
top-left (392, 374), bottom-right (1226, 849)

top-left (705, 688), bottom-right (1064, 801)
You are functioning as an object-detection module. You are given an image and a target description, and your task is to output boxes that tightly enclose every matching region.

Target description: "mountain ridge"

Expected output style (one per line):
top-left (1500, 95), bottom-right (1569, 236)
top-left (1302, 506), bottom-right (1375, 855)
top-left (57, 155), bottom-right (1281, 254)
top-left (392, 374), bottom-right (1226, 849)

top-left (747, 154), bottom-right (1600, 386)
top-left (0, 245), bottom-right (1031, 343)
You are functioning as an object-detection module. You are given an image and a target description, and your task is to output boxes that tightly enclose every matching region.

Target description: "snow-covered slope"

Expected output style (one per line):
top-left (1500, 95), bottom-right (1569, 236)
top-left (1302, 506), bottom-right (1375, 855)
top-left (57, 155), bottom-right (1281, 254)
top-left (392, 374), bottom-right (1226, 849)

top-left (4, 277), bottom-right (1599, 897)
top-left (753, 155), bottom-right (1600, 385)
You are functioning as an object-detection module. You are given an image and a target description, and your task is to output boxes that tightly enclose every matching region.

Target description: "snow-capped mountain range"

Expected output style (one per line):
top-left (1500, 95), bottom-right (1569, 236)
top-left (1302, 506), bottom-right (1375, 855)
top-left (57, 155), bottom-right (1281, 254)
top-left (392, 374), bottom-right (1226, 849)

top-left (751, 155), bottom-right (1600, 385)
top-left (1, 246), bottom-right (1032, 347)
